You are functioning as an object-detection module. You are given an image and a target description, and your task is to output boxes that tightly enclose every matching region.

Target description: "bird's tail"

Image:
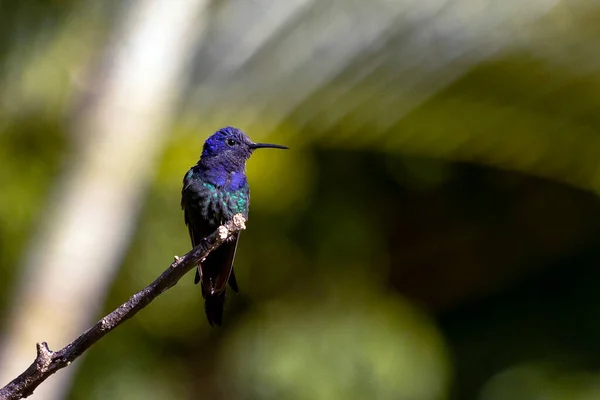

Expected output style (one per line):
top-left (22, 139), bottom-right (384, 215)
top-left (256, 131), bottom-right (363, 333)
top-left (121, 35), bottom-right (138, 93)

top-left (204, 291), bottom-right (226, 327)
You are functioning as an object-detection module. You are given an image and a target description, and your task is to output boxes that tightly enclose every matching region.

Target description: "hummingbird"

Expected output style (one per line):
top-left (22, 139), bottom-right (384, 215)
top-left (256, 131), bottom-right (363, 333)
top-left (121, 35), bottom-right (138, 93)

top-left (181, 126), bottom-right (288, 326)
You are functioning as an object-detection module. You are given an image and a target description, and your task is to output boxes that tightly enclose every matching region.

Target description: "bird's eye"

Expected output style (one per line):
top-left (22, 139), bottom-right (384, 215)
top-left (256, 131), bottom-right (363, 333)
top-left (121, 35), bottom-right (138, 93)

top-left (226, 139), bottom-right (236, 146)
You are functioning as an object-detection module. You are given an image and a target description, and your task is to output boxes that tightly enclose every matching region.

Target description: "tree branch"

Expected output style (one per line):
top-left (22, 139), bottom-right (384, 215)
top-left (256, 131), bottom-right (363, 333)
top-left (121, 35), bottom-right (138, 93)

top-left (0, 214), bottom-right (247, 400)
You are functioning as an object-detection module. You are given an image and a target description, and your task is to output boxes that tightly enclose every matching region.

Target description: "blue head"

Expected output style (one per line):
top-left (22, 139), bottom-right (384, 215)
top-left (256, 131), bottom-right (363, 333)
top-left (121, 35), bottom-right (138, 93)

top-left (200, 126), bottom-right (288, 173)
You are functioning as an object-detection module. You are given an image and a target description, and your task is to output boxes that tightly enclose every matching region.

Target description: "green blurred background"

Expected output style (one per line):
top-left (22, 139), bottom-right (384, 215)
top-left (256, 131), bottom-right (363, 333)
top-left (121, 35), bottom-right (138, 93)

top-left (2, 0), bottom-right (600, 399)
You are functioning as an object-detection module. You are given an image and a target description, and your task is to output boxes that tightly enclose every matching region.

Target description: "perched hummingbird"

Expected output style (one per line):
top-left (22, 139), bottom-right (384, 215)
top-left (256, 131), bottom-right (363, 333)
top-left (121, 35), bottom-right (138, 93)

top-left (181, 126), bottom-right (288, 326)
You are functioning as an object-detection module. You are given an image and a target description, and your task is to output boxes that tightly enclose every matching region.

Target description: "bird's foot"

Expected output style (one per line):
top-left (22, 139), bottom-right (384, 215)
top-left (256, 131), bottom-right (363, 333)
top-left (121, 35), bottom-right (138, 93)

top-left (232, 213), bottom-right (247, 230)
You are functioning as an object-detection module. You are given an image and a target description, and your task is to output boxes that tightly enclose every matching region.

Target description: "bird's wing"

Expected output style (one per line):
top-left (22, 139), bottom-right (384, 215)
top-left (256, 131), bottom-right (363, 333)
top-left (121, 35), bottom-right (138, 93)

top-left (182, 170), bottom-right (243, 294)
top-left (228, 253), bottom-right (239, 292)
top-left (182, 172), bottom-right (209, 286)
top-left (202, 231), bottom-right (240, 294)
top-left (183, 200), bottom-right (240, 294)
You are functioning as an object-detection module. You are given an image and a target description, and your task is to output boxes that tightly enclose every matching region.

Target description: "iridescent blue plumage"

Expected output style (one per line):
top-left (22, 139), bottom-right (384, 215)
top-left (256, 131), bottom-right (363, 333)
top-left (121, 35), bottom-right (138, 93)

top-left (181, 126), bottom-right (288, 326)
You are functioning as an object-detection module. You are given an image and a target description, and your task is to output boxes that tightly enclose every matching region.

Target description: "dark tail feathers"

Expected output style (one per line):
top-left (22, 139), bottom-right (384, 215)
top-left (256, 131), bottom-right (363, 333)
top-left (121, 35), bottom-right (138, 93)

top-left (204, 291), bottom-right (226, 327)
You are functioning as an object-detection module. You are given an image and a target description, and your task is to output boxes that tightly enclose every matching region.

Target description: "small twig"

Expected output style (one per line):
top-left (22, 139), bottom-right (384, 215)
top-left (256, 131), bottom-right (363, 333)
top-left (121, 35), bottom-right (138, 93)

top-left (0, 214), bottom-right (247, 400)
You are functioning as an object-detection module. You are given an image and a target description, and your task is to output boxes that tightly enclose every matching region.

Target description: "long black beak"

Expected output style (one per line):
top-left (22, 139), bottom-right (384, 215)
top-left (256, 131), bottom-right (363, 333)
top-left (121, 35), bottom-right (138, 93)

top-left (249, 142), bottom-right (289, 150)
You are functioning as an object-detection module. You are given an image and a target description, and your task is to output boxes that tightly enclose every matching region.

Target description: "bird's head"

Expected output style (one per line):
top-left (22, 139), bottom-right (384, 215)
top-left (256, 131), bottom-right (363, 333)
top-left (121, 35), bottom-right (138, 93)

top-left (200, 126), bottom-right (288, 172)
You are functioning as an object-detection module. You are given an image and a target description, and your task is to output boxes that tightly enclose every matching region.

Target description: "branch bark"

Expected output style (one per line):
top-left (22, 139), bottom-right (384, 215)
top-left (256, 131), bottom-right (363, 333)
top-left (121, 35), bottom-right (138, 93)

top-left (0, 214), bottom-right (246, 400)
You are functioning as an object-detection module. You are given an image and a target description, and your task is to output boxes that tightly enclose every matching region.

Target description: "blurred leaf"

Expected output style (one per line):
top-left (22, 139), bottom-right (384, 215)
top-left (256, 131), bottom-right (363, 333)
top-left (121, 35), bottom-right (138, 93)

top-left (219, 280), bottom-right (450, 400)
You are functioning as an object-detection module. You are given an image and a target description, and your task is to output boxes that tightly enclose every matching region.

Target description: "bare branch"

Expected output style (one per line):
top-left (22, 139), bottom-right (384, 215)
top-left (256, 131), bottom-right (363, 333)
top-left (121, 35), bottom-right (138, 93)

top-left (0, 214), bottom-right (247, 400)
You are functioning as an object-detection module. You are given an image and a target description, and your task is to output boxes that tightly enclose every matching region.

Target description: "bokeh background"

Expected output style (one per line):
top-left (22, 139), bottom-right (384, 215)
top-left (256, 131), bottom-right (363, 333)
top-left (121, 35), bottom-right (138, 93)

top-left (2, 0), bottom-right (600, 399)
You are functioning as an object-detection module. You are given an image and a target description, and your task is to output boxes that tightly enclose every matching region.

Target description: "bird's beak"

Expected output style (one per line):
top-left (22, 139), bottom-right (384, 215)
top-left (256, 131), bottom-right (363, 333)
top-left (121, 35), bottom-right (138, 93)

top-left (249, 142), bottom-right (289, 150)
